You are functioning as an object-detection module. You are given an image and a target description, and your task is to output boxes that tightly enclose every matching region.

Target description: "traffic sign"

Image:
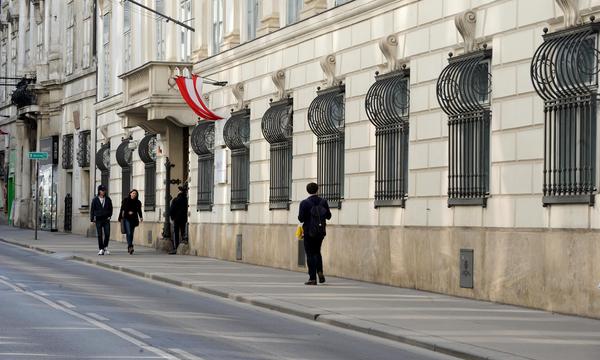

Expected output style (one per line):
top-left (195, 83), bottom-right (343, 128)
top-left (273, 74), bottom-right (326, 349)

top-left (28, 152), bottom-right (48, 160)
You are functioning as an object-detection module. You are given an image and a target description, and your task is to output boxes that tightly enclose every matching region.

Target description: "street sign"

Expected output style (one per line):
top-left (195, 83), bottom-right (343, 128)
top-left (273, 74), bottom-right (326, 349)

top-left (28, 152), bottom-right (48, 160)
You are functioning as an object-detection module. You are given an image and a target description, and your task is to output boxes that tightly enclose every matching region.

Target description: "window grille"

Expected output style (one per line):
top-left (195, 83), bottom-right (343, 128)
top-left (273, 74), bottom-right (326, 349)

top-left (77, 130), bottom-right (91, 168)
top-left (365, 69), bottom-right (410, 208)
top-left (531, 24), bottom-right (600, 205)
top-left (96, 142), bottom-right (111, 193)
top-left (62, 134), bottom-right (73, 169)
top-left (262, 98), bottom-right (293, 210)
top-left (191, 122), bottom-right (215, 211)
top-left (224, 109), bottom-right (250, 211)
top-left (138, 134), bottom-right (158, 211)
top-left (116, 139), bottom-right (133, 200)
top-left (437, 49), bottom-right (492, 207)
top-left (308, 85), bottom-right (345, 208)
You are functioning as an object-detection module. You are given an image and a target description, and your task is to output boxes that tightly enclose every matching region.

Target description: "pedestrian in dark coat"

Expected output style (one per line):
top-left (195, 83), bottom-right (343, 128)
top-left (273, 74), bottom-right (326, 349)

top-left (298, 182), bottom-right (331, 285)
top-left (90, 185), bottom-right (113, 255)
top-left (118, 189), bottom-right (143, 255)
top-left (169, 186), bottom-right (188, 254)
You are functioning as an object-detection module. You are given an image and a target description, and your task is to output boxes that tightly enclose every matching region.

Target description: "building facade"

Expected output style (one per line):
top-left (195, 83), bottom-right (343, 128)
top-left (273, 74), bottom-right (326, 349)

top-left (0, 0), bottom-right (97, 234)
top-left (2, 0), bottom-right (600, 319)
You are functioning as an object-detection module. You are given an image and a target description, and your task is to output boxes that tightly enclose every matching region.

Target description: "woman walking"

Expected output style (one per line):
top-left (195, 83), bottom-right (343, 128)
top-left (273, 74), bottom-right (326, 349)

top-left (118, 189), bottom-right (143, 254)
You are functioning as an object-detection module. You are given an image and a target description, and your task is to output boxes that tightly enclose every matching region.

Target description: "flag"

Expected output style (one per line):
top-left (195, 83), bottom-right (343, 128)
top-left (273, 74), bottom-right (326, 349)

top-left (175, 75), bottom-right (224, 121)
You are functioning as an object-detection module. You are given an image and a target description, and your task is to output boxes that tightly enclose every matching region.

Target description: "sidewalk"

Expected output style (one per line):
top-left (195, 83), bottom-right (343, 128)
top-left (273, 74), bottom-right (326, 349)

top-left (1, 225), bottom-right (599, 360)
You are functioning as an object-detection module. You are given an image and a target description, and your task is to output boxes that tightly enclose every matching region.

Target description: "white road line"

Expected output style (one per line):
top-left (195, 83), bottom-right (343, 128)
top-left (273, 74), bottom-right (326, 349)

top-left (122, 328), bottom-right (152, 339)
top-left (169, 348), bottom-right (206, 360)
top-left (0, 275), bottom-right (8, 280)
top-left (34, 290), bottom-right (49, 296)
top-left (57, 300), bottom-right (76, 309)
top-left (86, 312), bottom-right (109, 321)
top-left (0, 278), bottom-right (177, 360)
top-left (15, 282), bottom-right (27, 288)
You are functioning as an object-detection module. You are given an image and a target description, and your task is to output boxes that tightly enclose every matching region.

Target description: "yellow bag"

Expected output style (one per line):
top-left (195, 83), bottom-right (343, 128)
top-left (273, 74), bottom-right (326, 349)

top-left (295, 224), bottom-right (304, 240)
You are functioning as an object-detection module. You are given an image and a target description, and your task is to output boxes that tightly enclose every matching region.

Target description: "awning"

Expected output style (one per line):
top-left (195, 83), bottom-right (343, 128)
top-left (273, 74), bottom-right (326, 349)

top-left (175, 75), bottom-right (224, 121)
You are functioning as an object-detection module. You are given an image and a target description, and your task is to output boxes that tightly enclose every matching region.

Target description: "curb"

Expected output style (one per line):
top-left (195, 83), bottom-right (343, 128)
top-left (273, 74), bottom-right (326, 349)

top-left (0, 238), bottom-right (502, 360)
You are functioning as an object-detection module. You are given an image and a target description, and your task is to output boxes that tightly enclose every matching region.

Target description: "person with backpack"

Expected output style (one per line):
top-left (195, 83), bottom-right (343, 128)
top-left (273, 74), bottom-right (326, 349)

top-left (118, 189), bottom-right (143, 255)
top-left (298, 182), bottom-right (331, 285)
top-left (169, 185), bottom-right (188, 255)
top-left (90, 185), bottom-right (113, 255)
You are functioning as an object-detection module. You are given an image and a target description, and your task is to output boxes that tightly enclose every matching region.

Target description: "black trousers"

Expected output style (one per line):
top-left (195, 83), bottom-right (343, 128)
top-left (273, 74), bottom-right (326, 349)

top-left (95, 220), bottom-right (110, 250)
top-left (304, 236), bottom-right (324, 281)
top-left (173, 222), bottom-right (186, 250)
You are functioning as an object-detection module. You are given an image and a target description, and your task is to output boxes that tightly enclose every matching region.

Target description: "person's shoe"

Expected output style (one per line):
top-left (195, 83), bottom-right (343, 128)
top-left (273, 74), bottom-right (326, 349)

top-left (318, 272), bottom-right (326, 284)
top-left (103, 248), bottom-right (110, 255)
top-left (304, 280), bottom-right (317, 285)
top-left (127, 246), bottom-right (132, 254)
top-left (98, 249), bottom-right (104, 256)
top-left (168, 250), bottom-right (177, 255)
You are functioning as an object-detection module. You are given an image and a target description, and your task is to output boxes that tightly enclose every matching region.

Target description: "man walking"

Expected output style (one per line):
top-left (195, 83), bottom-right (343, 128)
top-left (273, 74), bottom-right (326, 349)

top-left (169, 186), bottom-right (188, 255)
top-left (298, 182), bottom-right (331, 285)
top-left (90, 185), bottom-right (113, 255)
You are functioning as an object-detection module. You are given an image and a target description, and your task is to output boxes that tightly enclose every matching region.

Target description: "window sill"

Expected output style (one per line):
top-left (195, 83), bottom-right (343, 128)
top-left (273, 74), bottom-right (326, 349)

top-left (448, 197), bottom-right (487, 207)
top-left (375, 199), bottom-right (405, 208)
top-left (197, 204), bottom-right (213, 212)
top-left (543, 194), bottom-right (595, 206)
top-left (269, 202), bottom-right (290, 211)
top-left (231, 203), bottom-right (248, 211)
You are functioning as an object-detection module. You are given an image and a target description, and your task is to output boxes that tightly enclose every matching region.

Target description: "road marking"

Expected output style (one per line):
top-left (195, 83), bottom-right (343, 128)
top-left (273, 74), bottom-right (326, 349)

top-left (0, 353), bottom-right (54, 357)
top-left (57, 300), bottom-right (76, 309)
top-left (169, 348), bottom-right (206, 360)
top-left (122, 328), bottom-right (151, 339)
top-left (86, 313), bottom-right (109, 321)
top-left (34, 290), bottom-right (49, 296)
top-left (15, 282), bottom-right (27, 288)
top-left (0, 275), bottom-right (8, 280)
top-left (0, 278), bottom-right (177, 360)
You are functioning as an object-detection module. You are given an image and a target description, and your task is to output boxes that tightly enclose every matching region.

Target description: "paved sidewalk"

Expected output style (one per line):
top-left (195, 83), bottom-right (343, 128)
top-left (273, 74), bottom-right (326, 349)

top-left (1, 225), bottom-right (599, 360)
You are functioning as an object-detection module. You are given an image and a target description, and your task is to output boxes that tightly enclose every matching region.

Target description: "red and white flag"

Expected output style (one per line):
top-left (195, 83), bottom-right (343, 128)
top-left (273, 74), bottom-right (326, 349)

top-left (175, 75), bottom-right (224, 121)
top-left (0, 129), bottom-right (8, 135)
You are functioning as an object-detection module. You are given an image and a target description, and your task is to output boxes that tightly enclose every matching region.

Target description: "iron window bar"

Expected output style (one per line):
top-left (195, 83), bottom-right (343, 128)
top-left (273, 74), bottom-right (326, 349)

top-left (116, 139), bottom-right (133, 200)
top-left (224, 108), bottom-right (251, 211)
top-left (261, 97), bottom-right (293, 210)
top-left (307, 84), bottom-right (345, 209)
top-left (95, 142), bottom-right (111, 194)
top-left (76, 130), bottom-right (91, 168)
top-left (191, 121), bottom-right (215, 211)
top-left (61, 134), bottom-right (73, 170)
top-left (437, 49), bottom-right (492, 207)
top-left (366, 68), bottom-right (410, 208)
top-left (138, 133), bottom-right (157, 211)
top-left (531, 22), bottom-right (600, 206)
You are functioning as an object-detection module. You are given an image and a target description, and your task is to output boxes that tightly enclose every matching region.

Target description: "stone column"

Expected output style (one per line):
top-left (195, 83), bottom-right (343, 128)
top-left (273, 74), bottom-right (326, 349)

top-left (191, 0), bottom-right (208, 62)
top-left (257, 0), bottom-right (280, 36)
top-left (222, 0), bottom-right (240, 51)
top-left (301, 0), bottom-right (326, 19)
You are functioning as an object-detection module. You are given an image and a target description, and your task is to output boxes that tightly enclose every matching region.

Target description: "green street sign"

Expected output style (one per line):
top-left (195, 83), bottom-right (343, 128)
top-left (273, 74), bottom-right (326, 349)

top-left (28, 152), bottom-right (48, 160)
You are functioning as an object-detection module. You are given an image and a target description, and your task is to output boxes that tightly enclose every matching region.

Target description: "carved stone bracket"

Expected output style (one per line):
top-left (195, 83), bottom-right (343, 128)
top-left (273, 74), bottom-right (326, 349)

top-left (32, 0), bottom-right (44, 24)
top-left (271, 70), bottom-right (286, 100)
top-left (556, 0), bottom-right (580, 28)
top-left (378, 35), bottom-right (399, 73)
top-left (455, 10), bottom-right (477, 53)
top-left (320, 54), bottom-right (338, 88)
top-left (232, 82), bottom-right (245, 111)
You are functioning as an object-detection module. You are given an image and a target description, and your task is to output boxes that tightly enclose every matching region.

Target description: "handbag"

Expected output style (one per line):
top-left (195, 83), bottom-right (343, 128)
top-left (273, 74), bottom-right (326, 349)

top-left (295, 224), bottom-right (304, 240)
top-left (120, 220), bottom-right (127, 234)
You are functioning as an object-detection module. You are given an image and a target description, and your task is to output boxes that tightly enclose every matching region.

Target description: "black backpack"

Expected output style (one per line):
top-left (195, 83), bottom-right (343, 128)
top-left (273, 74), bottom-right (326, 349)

top-left (308, 199), bottom-right (327, 238)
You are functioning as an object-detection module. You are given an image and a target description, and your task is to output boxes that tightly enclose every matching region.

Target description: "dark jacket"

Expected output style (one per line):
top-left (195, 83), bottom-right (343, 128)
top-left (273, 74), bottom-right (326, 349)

top-left (118, 197), bottom-right (143, 226)
top-left (298, 195), bottom-right (331, 239)
top-left (170, 193), bottom-right (188, 224)
top-left (90, 195), bottom-right (113, 222)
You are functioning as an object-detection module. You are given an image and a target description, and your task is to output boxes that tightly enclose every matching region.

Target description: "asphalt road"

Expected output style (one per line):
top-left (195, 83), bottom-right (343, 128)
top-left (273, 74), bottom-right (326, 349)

top-left (0, 242), bottom-right (457, 360)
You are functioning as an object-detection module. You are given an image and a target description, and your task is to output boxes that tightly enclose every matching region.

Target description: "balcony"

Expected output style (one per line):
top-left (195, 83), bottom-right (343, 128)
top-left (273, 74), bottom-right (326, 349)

top-left (116, 61), bottom-right (197, 134)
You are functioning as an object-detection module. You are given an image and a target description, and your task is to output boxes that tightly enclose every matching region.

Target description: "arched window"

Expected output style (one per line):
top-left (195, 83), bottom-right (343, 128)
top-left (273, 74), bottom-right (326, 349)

top-left (191, 122), bottom-right (215, 211)
top-left (308, 85), bottom-right (345, 208)
top-left (116, 139), bottom-right (133, 200)
top-left (95, 142), bottom-right (111, 193)
top-left (224, 109), bottom-right (250, 210)
top-left (138, 133), bottom-right (157, 211)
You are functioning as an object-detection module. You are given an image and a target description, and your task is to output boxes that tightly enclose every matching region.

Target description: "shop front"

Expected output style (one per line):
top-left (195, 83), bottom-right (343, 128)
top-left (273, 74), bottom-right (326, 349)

top-left (38, 136), bottom-right (59, 231)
